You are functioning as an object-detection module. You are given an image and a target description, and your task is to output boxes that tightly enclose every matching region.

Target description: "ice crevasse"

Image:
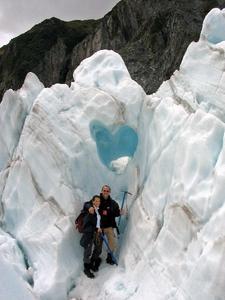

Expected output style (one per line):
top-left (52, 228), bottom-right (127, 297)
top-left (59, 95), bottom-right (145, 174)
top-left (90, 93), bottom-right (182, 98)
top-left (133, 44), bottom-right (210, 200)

top-left (0, 7), bottom-right (225, 300)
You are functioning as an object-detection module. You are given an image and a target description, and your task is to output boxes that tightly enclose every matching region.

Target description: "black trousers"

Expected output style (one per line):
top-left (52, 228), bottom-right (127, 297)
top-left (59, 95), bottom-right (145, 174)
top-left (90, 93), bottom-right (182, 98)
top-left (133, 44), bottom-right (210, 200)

top-left (81, 232), bottom-right (102, 264)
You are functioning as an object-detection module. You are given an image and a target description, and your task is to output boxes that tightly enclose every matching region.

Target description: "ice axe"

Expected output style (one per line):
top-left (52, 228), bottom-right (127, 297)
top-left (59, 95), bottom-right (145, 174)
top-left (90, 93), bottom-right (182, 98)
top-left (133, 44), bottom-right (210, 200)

top-left (100, 233), bottom-right (118, 266)
top-left (118, 191), bottom-right (132, 228)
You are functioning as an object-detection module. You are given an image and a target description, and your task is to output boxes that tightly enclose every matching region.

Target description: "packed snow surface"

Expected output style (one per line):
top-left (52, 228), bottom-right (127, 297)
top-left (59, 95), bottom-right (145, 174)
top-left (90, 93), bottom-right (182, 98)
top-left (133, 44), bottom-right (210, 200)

top-left (1, 7), bottom-right (225, 300)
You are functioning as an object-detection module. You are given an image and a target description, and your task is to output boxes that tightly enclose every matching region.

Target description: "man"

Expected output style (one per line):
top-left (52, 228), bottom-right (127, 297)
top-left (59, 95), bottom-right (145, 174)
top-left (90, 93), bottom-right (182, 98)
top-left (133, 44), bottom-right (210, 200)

top-left (99, 185), bottom-right (123, 265)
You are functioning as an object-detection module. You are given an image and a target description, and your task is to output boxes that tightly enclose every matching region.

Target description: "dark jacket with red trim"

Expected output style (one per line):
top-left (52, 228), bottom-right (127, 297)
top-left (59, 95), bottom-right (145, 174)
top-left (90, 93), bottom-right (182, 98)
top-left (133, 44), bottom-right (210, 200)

top-left (99, 193), bottom-right (120, 228)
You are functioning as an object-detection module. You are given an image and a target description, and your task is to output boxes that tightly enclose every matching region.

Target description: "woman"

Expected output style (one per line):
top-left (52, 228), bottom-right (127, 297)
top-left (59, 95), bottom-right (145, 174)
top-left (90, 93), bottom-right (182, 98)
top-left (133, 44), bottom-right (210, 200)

top-left (80, 195), bottom-right (102, 278)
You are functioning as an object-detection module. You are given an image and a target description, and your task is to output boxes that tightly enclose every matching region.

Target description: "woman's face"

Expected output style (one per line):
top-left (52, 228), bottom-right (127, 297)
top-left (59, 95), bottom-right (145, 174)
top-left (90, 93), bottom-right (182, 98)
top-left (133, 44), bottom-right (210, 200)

top-left (93, 197), bottom-right (100, 208)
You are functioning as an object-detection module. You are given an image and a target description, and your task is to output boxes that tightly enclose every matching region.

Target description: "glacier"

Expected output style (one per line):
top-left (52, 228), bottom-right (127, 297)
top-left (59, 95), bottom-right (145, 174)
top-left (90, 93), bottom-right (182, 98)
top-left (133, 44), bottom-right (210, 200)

top-left (1, 7), bottom-right (225, 300)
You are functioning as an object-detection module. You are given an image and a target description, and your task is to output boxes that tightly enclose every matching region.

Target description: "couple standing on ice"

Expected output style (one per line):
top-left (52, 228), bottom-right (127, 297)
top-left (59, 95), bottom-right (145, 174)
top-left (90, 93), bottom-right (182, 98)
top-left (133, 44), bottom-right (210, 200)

top-left (80, 185), bottom-right (124, 278)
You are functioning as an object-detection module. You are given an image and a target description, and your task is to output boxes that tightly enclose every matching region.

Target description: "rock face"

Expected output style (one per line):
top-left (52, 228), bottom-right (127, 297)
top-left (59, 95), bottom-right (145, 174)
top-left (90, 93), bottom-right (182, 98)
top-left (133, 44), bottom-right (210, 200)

top-left (0, 0), bottom-right (225, 100)
top-left (0, 18), bottom-right (100, 100)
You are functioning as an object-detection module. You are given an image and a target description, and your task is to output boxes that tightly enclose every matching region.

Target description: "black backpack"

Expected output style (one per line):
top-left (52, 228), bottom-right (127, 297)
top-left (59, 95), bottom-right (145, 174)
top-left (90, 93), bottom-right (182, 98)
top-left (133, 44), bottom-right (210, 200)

top-left (75, 212), bottom-right (86, 233)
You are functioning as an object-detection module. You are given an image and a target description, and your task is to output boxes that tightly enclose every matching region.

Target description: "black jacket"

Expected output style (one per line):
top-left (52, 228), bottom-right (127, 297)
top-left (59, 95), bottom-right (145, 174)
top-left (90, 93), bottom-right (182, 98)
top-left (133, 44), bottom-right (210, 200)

top-left (99, 194), bottom-right (120, 228)
top-left (80, 201), bottom-right (98, 248)
top-left (82, 201), bottom-right (98, 233)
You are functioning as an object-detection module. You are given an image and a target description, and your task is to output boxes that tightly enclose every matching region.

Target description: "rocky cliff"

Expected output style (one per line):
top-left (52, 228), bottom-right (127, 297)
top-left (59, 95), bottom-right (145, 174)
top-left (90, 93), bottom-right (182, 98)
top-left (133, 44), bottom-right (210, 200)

top-left (0, 18), bottom-right (100, 100)
top-left (0, 0), bottom-right (225, 101)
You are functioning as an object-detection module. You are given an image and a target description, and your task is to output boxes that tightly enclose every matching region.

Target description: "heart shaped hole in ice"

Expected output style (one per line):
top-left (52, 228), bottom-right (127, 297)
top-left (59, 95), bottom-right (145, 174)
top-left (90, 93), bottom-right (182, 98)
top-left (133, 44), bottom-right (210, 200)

top-left (90, 120), bottom-right (138, 173)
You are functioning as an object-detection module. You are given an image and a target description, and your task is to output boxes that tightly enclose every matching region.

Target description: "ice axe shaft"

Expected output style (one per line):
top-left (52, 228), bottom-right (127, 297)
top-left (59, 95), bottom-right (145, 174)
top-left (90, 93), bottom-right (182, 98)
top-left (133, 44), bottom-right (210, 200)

top-left (118, 191), bottom-right (132, 227)
top-left (100, 233), bottom-right (118, 265)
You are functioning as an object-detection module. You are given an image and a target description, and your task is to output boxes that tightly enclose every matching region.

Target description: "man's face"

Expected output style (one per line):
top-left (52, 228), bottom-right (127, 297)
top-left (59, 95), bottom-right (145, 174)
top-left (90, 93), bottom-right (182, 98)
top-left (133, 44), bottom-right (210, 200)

top-left (102, 186), bottom-right (110, 199)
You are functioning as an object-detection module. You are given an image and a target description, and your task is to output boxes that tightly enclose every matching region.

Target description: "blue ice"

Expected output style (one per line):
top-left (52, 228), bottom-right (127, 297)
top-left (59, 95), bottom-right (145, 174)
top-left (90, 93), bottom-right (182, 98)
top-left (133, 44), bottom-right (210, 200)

top-left (90, 120), bottom-right (138, 170)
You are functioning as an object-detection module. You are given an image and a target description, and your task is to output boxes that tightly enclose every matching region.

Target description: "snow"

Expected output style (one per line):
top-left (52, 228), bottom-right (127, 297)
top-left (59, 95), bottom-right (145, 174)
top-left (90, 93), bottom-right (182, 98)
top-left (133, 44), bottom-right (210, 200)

top-left (1, 7), bottom-right (225, 300)
top-left (110, 156), bottom-right (131, 174)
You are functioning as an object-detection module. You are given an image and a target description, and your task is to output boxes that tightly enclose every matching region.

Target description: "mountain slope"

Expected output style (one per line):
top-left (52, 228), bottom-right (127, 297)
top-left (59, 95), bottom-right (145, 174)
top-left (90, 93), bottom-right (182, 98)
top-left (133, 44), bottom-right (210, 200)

top-left (0, 18), bottom-right (100, 100)
top-left (0, 0), bottom-right (225, 101)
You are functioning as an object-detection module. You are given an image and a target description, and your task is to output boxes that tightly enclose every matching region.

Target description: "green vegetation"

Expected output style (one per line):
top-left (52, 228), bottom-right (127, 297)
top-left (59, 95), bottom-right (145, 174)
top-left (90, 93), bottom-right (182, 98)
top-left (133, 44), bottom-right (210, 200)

top-left (0, 47), bottom-right (5, 56)
top-left (0, 17), bottom-right (101, 97)
top-left (8, 17), bottom-right (99, 72)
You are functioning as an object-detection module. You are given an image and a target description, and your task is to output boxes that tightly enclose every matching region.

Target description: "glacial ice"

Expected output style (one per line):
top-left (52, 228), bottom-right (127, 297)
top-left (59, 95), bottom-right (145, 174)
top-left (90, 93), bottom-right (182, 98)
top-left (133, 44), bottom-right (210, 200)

top-left (158, 8), bottom-right (225, 123)
top-left (0, 229), bottom-right (35, 299)
top-left (1, 7), bottom-right (225, 300)
top-left (90, 120), bottom-right (138, 170)
top-left (201, 7), bottom-right (225, 44)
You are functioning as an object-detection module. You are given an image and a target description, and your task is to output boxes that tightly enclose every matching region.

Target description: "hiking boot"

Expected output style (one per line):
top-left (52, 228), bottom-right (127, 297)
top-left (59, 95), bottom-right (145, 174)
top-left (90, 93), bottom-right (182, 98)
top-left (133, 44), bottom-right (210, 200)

top-left (90, 257), bottom-right (102, 272)
top-left (84, 263), bottom-right (95, 278)
top-left (90, 261), bottom-right (98, 272)
top-left (95, 257), bottom-right (102, 269)
top-left (106, 253), bottom-right (115, 265)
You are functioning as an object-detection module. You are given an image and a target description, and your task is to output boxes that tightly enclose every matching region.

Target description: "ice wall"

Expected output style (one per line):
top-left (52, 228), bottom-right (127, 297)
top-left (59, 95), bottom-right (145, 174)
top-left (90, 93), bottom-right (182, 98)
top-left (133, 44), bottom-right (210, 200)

top-left (158, 8), bottom-right (225, 122)
top-left (117, 8), bottom-right (225, 300)
top-left (0, 50), bottom-right (143, 299)
top-left (0, 228), bottom-right (36, 299)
